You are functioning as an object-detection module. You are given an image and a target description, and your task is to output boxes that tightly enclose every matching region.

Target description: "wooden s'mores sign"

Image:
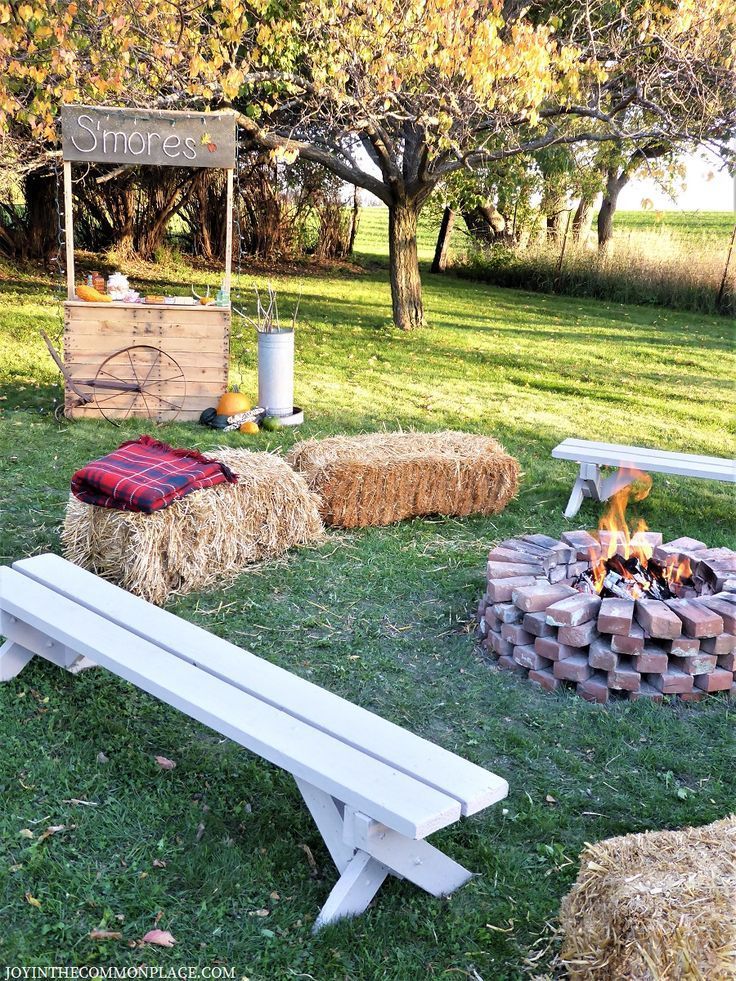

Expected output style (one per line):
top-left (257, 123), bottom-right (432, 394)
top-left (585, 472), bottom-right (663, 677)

top-left (61, 104), bottom-right (236, 168)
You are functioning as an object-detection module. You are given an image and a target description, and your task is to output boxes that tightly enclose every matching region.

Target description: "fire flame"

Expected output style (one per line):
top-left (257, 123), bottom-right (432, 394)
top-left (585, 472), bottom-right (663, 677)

top-left (586, 469), bottom-right (690, 594)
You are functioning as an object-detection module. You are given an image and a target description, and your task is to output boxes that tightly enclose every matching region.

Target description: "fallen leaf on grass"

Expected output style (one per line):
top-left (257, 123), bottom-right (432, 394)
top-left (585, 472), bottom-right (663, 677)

top-left (195, 823), bottom-right (205, 842)
top-left (19, 829), bottom-right (34, 839)
top-left (89, 929), bottom-right (123, 941)
top-left (155, 756), bottom-right (176, 770)
top-left (152, 859), bottom-right (167, 868)
top-left (247, 909), bottom-right (269, 918)
top-left (97, 752), bottom-right (109, 764)
top-left (545, 795), bottom-right (558, 805)
top-left (64, 798), bottom-right (99, 807)
top-left (25, 893), bottom-right (41, 908)
top-left (38, 824), bottom-right (73, 842)
top-left (141, 929), bottom-right (176, 948)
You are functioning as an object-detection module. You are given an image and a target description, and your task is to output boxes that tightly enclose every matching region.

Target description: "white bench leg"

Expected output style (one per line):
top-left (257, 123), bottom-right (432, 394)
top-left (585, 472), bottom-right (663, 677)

top-left (564, 464), bottom-right (640, 518)
top-left (0, 639), bottom-right (35, 681)
top-left (564, 463), bottom-right (601, 518)
top-left (0, 614), bottom-right (96, 676)
top-left (313, 851), bottom-right (390, 931)
top-left (295, 778), bottom-right (355, 873)
top-left (296, 778), bottom-right (474, 931)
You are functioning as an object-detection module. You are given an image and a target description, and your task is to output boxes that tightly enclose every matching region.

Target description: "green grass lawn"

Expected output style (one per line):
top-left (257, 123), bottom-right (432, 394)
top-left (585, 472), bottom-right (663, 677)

top-left (1, 248), bottom-right (735, 977)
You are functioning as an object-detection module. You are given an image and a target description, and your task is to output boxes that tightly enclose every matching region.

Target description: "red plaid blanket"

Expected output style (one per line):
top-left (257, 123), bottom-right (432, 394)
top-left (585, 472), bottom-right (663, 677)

top-left (71, 435), bottom-right (238, 513)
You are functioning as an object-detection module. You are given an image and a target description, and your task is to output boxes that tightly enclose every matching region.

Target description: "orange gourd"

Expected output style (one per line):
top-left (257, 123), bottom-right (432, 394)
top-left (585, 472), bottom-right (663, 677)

top-left (217, 391), bottom-right (251, 415)
top-left (239, 421), bottom-right (259, 434)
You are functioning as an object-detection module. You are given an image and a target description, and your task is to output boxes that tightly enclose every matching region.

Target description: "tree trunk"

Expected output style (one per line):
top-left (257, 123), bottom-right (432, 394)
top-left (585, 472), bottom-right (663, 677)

top-left (431, 206), bottom-right (455, 273)
top-left (388, 201), bottom-right (424, 330)
top-left (23, 170), bottom-right (58, 260)
top-left (597, 170), bottom-right (630, 250)
top-left (346, 187), bottom-right (360, 255)
top-left (572, 195), bottom-right (595, 242)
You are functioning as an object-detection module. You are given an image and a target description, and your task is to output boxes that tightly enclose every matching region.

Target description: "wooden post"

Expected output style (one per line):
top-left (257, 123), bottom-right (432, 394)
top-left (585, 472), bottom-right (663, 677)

top-left (63, 161), bottom-right (75, 299)
top-left (223, 168), bottom-right (234, 296)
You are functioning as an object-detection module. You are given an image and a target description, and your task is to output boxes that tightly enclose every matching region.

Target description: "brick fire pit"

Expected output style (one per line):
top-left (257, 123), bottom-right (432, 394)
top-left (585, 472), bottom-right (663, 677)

top-left (477, 532), bottom-right (736, 703)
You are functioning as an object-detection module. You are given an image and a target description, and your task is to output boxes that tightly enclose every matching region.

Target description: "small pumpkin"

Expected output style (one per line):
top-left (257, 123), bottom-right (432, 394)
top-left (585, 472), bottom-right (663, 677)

top-left (239, 421), bottom-right (259, 434)
top-left (211, 414), bottom-right (230, 430)
top-left (216, 390), bottom-right (251, 416)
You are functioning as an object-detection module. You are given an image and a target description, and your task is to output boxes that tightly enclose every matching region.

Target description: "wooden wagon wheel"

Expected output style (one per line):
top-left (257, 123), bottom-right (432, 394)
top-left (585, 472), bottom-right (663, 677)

top-left (93, 345), bottom-right (187, 424)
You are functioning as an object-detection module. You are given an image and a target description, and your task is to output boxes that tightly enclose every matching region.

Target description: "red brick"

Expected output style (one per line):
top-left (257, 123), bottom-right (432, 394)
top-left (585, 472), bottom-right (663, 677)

top-left (667, 636), bottom-right (701, 656)
top-left (717, 652), bottom-right (736, 672)
top-left (500, 537), bottom-right (552, 557)
top-left (548, 564), bottom-right (571, 584)
top-left (558, 621), bottom-right (599, 648)
top-left (566, 561), bottom-right (591, 578)
top-left (669, 652), bottom-right (717, 676)
top-left (489, 631), bottom-right (514, 658)
top-left (694, 668), bottom-right (734, 692)
top-left (521, 533), bottom-right (568, 551)
top-left (597, 597), bottom-right (635, 634)
top-left (655, 536), bottom-right (707, 557)
top-left (561, 530), bottom-right (601, 560)
top-left (484, 608), bottom-right (501, 630)
top-left (522, 611), bottom-right (556, 638)
top-left (528, 667), bottom-right (562, 692)
top-left (611, 621), bottom-right (646, 655)
top-left (488, 561), bottom-right (544, 580)
top-left (700, 634), bottom-right (736, 656)
top-left (511, 582), bottom-right (577, 613)
top-left (635, 599), bottom-right (682, 639)
top-left (553, 654), bottom-right (592, 682)
top-left (488, 547), bottom-right (545, 569)
top-left (487, 576), bottom-right (538, 603)
top-left (695, 597), bottom-right (736, 633)
top-left (588, 638), bottom-right (618, 671)
top-left (493, 602), bottom-right (524, 624)
top-left (646, 668), bottom-right (694, 694)
top-left (628, 682), bottom-right (664, 703)
top-left (678, 691), bottom-right (706, 703)
top-left (597, 530), bottom-right (629, 556)
top-left (631, 646), bottom-right (669, 674)
top-left (546, 594), bottom-right (601, 627)
top-left (630, 530), bottom-right (663, 551)
top-left (498, 655), bottom-right (527, 675)
top-left (501, 623), bottom-right (534, 646)
top-left (534, 636), bottom-right (580, 662)
top-left (711, 591), bottom-right (736, 606)
top-left (513, 644), bottom-right (552, 671)
top-left (577, 672), bottom-right (610, 703)
top-left (608, 659), bottom-right (641, 692)
top-left (664, 599), bottom-right (724, 638)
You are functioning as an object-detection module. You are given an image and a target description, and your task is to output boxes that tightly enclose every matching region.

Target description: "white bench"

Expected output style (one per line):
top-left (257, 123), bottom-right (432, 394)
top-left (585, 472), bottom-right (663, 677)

top-left (552, 438), bottom-right (736, 518)
top-left (0, 553), bottom-right (508, 931)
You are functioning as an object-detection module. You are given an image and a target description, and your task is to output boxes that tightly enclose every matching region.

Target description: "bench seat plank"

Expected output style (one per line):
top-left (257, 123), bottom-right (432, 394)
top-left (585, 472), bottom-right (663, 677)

top-left (14, 554), bottom-right (506, 817)
top-left (0, 567), bottom-right (461, 840)
top-left (552, 439), bottom-right (735, 481)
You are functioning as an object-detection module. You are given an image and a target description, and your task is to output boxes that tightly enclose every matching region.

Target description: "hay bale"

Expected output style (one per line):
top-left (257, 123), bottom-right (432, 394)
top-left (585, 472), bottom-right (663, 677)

top-left (560, 816), bottom-right (736, 980)
top-left (286, 431), bottom-right (520, 529)
top-left (61, 448), bottom-right (324, 605)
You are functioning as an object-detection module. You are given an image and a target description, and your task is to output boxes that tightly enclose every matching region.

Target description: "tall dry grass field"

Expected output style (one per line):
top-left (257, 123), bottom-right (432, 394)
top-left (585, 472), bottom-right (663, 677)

top-left (454, 210), bottom-right (736, 315)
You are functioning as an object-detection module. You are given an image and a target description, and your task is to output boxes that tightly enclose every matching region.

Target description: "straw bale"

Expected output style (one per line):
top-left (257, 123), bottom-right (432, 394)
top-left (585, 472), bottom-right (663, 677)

top-left (560, 816), bottom-right (736, 980)
top-left (61, 448), bottom-right (324, 605)
top-left (286, 431), bottom-right (520, 528)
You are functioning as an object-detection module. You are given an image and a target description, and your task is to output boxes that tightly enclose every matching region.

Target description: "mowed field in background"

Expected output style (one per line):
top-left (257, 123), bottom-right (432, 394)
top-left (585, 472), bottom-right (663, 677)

top-left (0, 221), bottom-right (734, 975)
